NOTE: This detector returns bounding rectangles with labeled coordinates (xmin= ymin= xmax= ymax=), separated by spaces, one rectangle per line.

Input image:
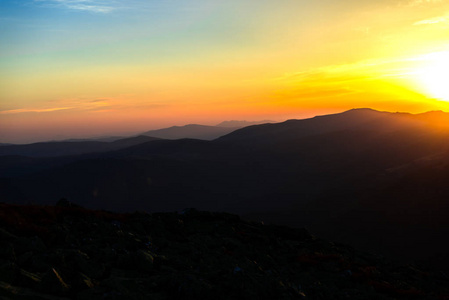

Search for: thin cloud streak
xmin=0 ymin=97 xmax=113 ymax=115
xmin=0 ymin=107 xmax=75 ymax=115
xmin=34 ymin=0 xmax=116 ymax=13
xmin=406 ymin=0 xmax=443 ymax=7
xmin=65 ymin=4 xmax=114 ymax=13
xmin=414 ymin=16 xmax=449 ymax=25
xmin=0 ymin=97 xmax=169 ymax=115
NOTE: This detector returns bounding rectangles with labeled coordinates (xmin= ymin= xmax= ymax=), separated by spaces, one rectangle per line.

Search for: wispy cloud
xmin=273 ymin=87 xmax=357 ymax=101
xmin=60 ymin=98 xmax=112 ymax=110
xmin=0 ymin=97 xmax=112 ymax=115
xmin=406 ymin=0 xmax=442 ymax=7
xmin=0 ymin=97 xmax=168 ymax=115
xmin=34 ymin=0 xmax=116 ymax=13
xmin=0 ymin=107 xmax=75 ymax=115
xmin=414 ymin=15 xmax=449 ymax=25
xmin=276 ymin=57 xmax=412 ymax=84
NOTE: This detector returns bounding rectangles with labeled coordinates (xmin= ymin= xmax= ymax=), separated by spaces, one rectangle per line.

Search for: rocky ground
xmin=0 ymin=202 xmax=448 ymax=300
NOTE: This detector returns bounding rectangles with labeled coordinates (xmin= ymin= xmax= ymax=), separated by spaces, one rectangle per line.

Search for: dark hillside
xmin=0 ymin=203 xmax=448 ymax=300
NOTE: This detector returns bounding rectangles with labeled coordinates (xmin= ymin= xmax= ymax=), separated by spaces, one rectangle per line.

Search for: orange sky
xmin=2 ymin=0 xmax=449 ymax=143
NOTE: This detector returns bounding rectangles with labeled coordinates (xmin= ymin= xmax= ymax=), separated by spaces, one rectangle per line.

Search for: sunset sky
xmin=2 ymin=0 xmax=449 ymax=143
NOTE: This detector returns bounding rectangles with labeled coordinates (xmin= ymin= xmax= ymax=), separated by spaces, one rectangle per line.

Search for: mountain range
xmin=141 ymin=120 xmax=275 ymax=140
xmin=0 ymin=120 xmax=272 ymax=158
xmin=1 ymin=108 xmax=449 ymax=270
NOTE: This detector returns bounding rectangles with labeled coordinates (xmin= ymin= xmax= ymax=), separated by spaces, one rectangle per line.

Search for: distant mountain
xmin=3 ymin=108 xmax=449 ymax=270
xmin=218 ymin=108 xmax=449 ymax=145
xmin=141 ymin=124 xmax=239 ymax=140
xmin=216 ymin=120 xmax=275 ymax=128
xmin=62 ymin=136 xmax=126 ymax=143
xmin=0 ymin=135 xmax=159 ymax=157
xmin=217 ymin=108 xmax=410 ymax=144
xmin=140 ymin=121 xmax=276 ymax=140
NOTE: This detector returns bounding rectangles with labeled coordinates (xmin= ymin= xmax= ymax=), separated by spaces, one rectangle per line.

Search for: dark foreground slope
xmin=1 ymin=203 xmax=448 ymax=300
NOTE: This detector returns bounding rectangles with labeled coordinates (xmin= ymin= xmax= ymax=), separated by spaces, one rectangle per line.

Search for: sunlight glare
xmin=415 ymin=51 xmax=449 ymax=101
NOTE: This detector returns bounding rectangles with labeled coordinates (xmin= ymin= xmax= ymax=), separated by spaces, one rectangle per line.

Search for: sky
xmin=1 ymin=0 xmax=449 ymax=143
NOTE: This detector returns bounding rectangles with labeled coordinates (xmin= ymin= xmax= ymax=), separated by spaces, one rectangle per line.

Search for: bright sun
xmin=415 ymin=51 xmax=449 ymax=101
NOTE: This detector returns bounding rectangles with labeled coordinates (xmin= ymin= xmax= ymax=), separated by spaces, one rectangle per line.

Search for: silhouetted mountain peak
xmin=418 ymin=110 xmax=445 ymax=115
xmin=346 ymin=107 xmax=382 ymax=113
xmin=217 ymin=108 xmax=399 ymax=144
xmin=328 ymin=107 xmax=393 ymax=118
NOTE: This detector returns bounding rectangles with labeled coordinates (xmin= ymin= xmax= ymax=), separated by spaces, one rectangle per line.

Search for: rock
xmin=0 ymin=280 xmax=70 ymax=300
xmin=0 ymin=260 xmax=19 ymax=283
xmin=17 ymin=252 xmax=33 ymax=267
xmin=0 ymin=241 xmax=16 ymax=261
xmin=55 ymin=198 xmax=82 ymax=209
xmin=0 ymin=228 xmax=17 ymax=242
xmin=40 ymin=268 xmax=70 ymax=295
xmin=135 ymin=250 xmax=154 ymax=273
xmin=58 ymin=249 xmax=104 ymax=279
xmin=13 ymin=237 xmax=46 ymax=255
xmin=18 ymin=268 xmax=42 ymax=287
xmin=101 ymin=276 xmax=152 ymax=300
xmin=30 ymin=253 xmax=53 ymax=273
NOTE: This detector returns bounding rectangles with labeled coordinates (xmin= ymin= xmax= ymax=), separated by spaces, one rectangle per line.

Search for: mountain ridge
xmin=2 ymin=108 xmax=449 ymax=270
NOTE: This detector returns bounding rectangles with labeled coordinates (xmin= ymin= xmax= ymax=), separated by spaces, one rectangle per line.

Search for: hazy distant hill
xmin=141 ymin=120 xmax=276 ymax=140
xmin=62 ymin=136 xmax=126 ymax=142
xmin=3 ymin=108 xmax=449 ymax=269
xmin=0 ymin=135 xmax=159 ymax=157
xmin=141 ymin=124 xmax=240 ymax=140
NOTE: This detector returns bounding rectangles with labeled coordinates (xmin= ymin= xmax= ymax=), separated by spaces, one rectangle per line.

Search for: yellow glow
xmin=414 ymin=51 xmax=449 ymax=101
xmin=4 ymin=0 xmax=449 ymax=143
